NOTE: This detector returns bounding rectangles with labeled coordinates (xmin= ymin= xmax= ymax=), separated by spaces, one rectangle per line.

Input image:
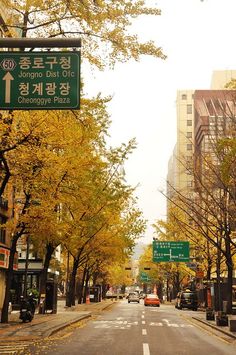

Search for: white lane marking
xmin=162 ymin=319 xmax=179 ymax=327
xmin=143 ymin=343 xmax=150 ymax=355
xmin=93 ymin=320 xmax=138 ymax=329
xmin=150 ymin=322 xmax=163 ymax=326
xmin=142 ymin=311 xmax=145 ymax=314
xmin=149 ymin=321 xmax=193 ymax=328
xmin=142 ymin=314 xmax=145 ymax=319
xmin=142 ymin=320 xmax=146 ymax=325
xmin=142 ymin=329 xmax=147 ymax=335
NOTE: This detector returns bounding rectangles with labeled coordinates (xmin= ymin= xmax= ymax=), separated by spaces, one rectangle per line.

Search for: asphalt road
xmin=29 ymin=300 xmax=236 ymax=355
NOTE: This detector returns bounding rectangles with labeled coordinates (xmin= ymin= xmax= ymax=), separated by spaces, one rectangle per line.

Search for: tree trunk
xmin=0 ymin=153 xmax=11 ymax=197
xmin=78 ymin=267 xmax=86 ymax=304
xmin=172 ymin=270 xmax=180 ymax=298
xmin=93 ymin=271 xmax=99 ymax=286
xmin=1 ymin=193 xmax=30 ymax=322
xmin=38 ymin=243 xmax=55 ymax=313
xmin=1 ymin=237 xmax=17 ymax=323
xmin=67 ymin=257 xmax=79 ymax=306
xmin=206 ymin=240 xmax=212 ymax=281
xmin=225 ymin=233 xmax=233 ymax=314
xmin=83 ymin=269 xmax=90 ymax=304
xmin=215 ymin=244 xmax=222 ymax=312
xmin=76 ymin=281 xmax=82 ymax=304
xmin=40 ymin=243 xmax=55 ymax=294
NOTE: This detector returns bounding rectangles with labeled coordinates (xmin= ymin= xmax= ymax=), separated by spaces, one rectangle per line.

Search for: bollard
xmin=206 ymin=308 xmax=215 ymax=321
xmin=86 ymin=295 xmax=90 ymax=305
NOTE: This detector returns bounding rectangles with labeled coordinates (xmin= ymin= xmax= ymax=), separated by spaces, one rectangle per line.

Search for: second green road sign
xmin=153 ymin=241 xmax=189 ymax=262
xmin=0 ymin=51 xmax=80 ymax=110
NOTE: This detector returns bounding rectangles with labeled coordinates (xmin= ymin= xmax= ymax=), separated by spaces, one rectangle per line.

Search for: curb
xmin=0 ymin=301 xmax=116 ymax=342
xmin=42 ymin=301 xmax=116 ymax=337
xmin=192 ymin=316 xmax=236 ymax=339
xmin=99 ymin=302 xmax=116 ymax=311
xmin=44 ymin=313 xmax=92 ymax=337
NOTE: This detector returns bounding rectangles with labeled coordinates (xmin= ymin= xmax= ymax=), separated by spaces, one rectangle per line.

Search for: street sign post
xmin=0 ymin=51 xmax=80 ymax=110
xmin=153 ymin=241 xmax=190 ymax=262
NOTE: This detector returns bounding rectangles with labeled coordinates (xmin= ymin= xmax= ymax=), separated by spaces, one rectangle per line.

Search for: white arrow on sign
xmin=3 ymin=72 xmax=14 ymax=103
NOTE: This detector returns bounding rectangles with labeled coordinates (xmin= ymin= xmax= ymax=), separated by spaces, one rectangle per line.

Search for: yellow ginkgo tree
xmin=1 ymin=0 xmax=166 ymax=322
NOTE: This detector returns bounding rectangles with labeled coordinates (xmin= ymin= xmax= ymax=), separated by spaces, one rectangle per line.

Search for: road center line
xmin=142 ymin=315 xmax=145 ymax=319
xmin=142 ymin=329 xmax=147 ymax=335
xmin=143 ymin=343 xmax=150 ymax=355
xmin=142 ymin=320 xmax=146 ymax=324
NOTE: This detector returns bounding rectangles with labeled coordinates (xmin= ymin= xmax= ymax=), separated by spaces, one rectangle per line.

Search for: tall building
xmin=175 ymin=90 xmax=195 ymax=194
xmin=194 ymin=89 xmax=236 ymax=165
xmin=211 ymin=70 xmax=236 ymax=89
xmin=167 ymin=71 xmax=236 ymax=200
xmin=166 ymin=90 xmax=195 ymax=228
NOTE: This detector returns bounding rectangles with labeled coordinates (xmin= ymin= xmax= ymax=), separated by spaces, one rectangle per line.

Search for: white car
xmin=127 ymin=292 xmax=140 ymax=303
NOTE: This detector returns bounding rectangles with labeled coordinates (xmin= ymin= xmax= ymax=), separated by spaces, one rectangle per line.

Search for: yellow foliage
xmin=7 ymin=0 xmax=166 ymax=69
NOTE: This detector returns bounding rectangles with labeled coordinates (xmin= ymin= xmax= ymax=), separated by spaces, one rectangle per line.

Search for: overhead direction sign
xmin=0 ymin=51 xmax=80 ymax=110
xmin=153 ymin=241 xmax=190 ymax=262
xmin=140 ymin=272 xmax=151 ymax=282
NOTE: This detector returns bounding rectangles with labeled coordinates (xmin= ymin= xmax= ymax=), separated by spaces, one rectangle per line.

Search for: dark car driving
xmin=175 ymin=290 xmax=198 ymax=311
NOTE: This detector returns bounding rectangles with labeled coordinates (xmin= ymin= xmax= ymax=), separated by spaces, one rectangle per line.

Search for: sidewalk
xmin=167 ymin=300 xmax=236 ymax=339
xmin=176 ymin=305 xmax=236 ymax=340
xmin=191 ymin=311 xmax=236 ymax=340
xmin=0 ymin=298 xmax=116 ymax=343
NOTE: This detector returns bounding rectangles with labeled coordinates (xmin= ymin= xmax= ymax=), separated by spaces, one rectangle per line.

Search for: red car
xmin=144 ymin=294 xmax=160 ymax=307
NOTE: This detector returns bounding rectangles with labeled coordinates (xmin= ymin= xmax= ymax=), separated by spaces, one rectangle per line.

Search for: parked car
xmin=144 ymin=294 xmax=160 ymax=307
xmin=175 ymin=290 xmax=198 ymax=311
xmin=128 ymin=292 xmax=140 ymax=303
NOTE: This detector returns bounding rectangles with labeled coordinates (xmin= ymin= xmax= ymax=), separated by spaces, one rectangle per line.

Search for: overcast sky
xmin=83 ymin=0 xmax=236 ymax=244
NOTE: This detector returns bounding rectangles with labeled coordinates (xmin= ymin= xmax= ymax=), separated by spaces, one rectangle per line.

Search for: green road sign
xmin=153 ymin=241 xmax=190 ymax=262
xmin=140 ymin=272 xmax=150 ymax=282
xmin=0 ymin=51 xmax=80 ymax=110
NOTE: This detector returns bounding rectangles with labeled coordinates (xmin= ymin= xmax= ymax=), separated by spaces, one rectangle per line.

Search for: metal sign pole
xmin=0 ymin=38 xmax=81 ymax=49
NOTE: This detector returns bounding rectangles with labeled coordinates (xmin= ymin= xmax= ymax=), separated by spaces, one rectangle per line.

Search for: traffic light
xmin=125 ymin=267 xmax=131 ymax=270
xmin=144 ymin=267 xmax=151 ymax=270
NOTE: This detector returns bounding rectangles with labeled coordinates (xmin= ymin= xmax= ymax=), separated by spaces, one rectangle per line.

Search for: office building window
xmin=182 ymin=94 xmax=187 ymax=100
xmin=186 ymin=168 xmax=193 ymax=175
xmin=187 ymin=104 xmax=192 ymax=114
xmin=187 ymin=144 xmax=192 ymax=150
xmin=187 ymin=120 xmax=192 ymax=126
xmin=186 ymin=132 xmax=192 ymax=138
